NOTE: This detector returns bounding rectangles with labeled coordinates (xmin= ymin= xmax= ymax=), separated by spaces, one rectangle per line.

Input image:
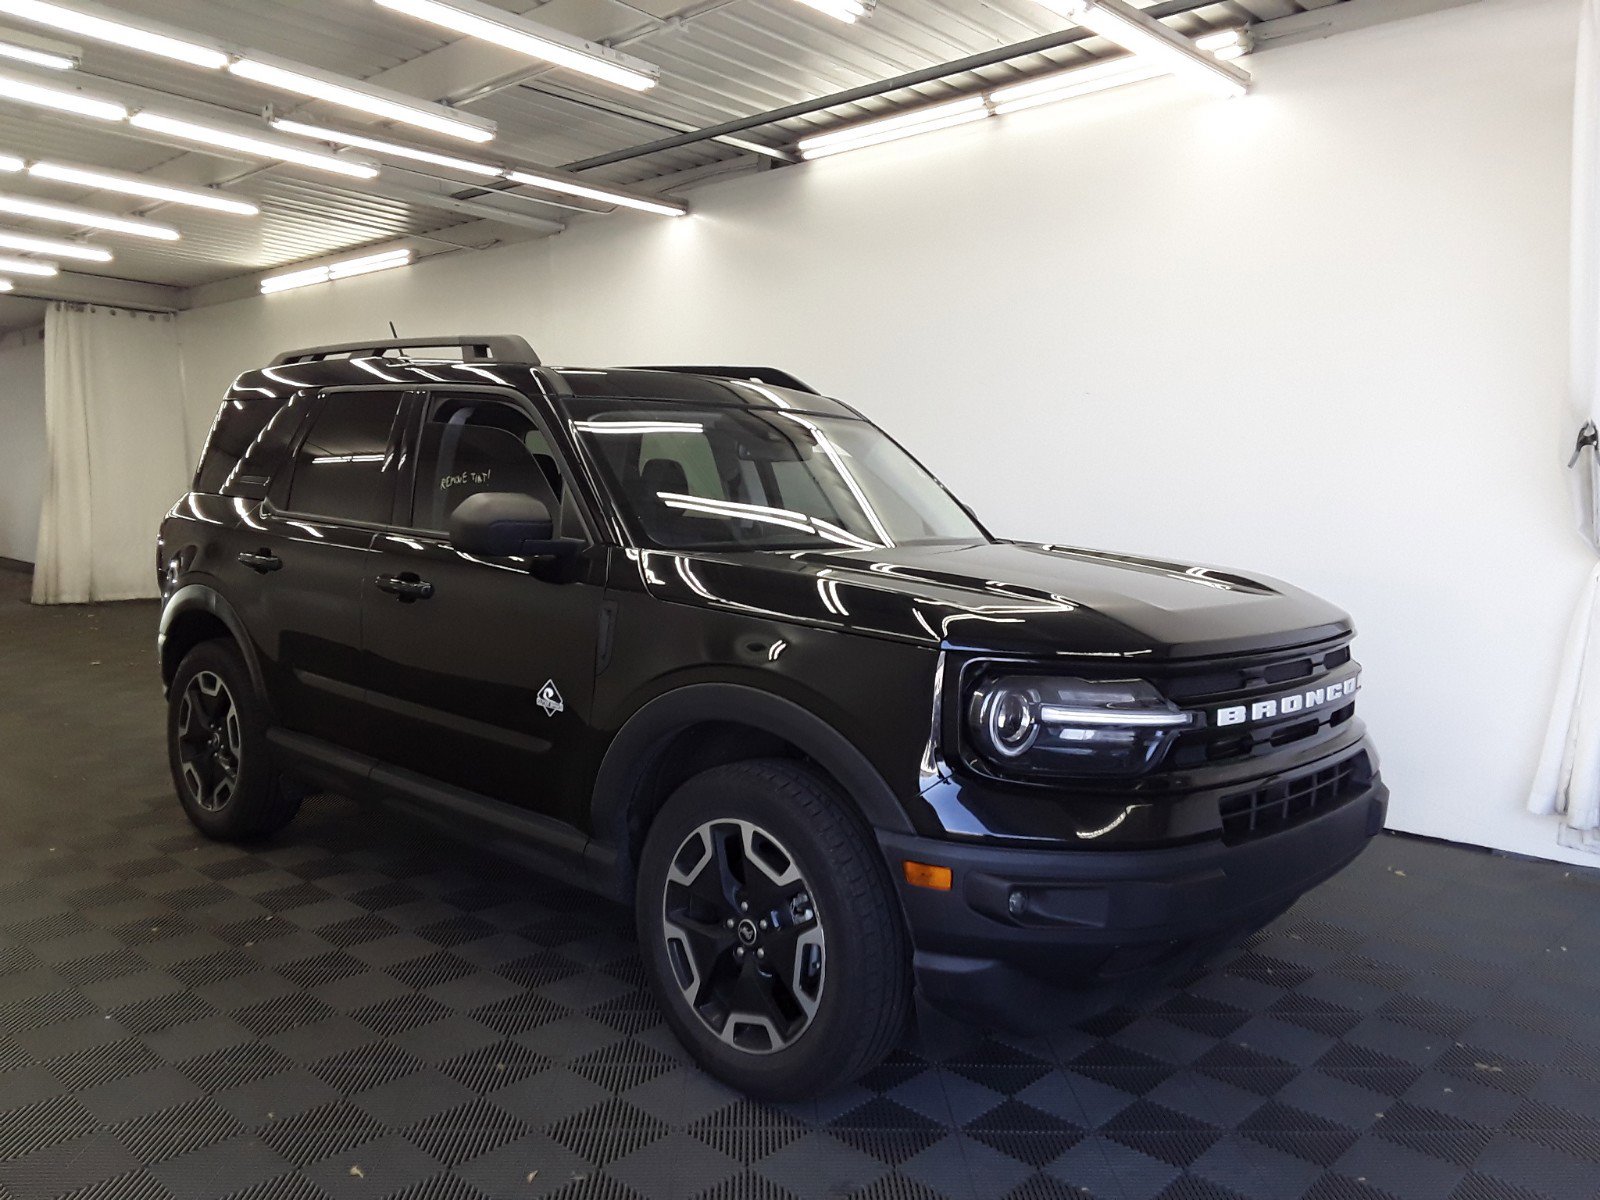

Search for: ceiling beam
xmin=557 ymin=21 xmax=1113 ymax=172
xmin=515 ymin=79 xmax=796 ymax=161
xmin=7 ymin=270 xmax=182 ymax=310
xmin=346 ymin=173 xmax=566 ymax=232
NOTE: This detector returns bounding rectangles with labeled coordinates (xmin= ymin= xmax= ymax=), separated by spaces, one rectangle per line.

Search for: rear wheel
xmin=167 ymin=640 xmax=303 ymax=840
xmin=637 ymin=759 xmax=911 ymax=1098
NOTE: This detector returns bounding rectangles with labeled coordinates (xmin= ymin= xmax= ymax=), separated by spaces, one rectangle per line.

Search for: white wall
xmin=176 ymin=0 xmax=1597 ymax=865
xmin=0 ymin=327 xmax=46 ymax=565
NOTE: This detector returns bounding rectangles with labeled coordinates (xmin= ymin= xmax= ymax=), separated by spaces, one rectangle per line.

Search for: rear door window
xmin=284 ymin=389 xmax=405 ymax=524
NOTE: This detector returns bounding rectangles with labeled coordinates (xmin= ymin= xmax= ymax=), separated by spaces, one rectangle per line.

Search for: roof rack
xmin=623 ymin=365 xmax=819 ymax=395
xmin=269 ymin=335 xmax=540 ymax=367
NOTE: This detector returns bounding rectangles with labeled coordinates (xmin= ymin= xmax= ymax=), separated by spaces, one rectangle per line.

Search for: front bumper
xmin=877 ymin=774 xmax=1388 ymax=1032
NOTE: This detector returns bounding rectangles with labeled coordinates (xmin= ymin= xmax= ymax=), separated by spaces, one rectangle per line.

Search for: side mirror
xmin=449 ymin=492 xmax=576 ymax=559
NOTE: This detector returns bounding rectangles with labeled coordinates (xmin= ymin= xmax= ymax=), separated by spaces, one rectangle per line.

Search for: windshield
xmin=567 ymin=401 xmax=987 ymax=552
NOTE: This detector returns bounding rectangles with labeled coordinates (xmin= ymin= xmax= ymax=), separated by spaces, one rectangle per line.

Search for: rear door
xmin=360 ymin=387 xmax=607 ymax=822
xmin=231 ymin=386 xmax=409 ymax=756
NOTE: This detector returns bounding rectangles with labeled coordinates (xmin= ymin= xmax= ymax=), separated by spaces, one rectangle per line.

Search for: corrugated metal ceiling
xmin=0 ymin=0 xmax=1352 ymax=295
xmin=492 ymin=0 xmax=1349 ymax=187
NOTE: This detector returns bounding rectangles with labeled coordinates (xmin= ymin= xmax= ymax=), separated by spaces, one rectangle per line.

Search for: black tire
xmin=636 ymin=758 xmax=911 ymax=1098
xmin=167 ymin=640 xmax=304 ymax=840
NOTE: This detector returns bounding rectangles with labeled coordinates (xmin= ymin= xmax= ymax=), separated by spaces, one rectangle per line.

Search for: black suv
xmin=158 ymin=335 xmax=1386 ymax=1098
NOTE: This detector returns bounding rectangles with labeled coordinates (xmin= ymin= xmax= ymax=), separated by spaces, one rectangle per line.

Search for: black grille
xmin=1160 ymin=638 xmax=1352 ymax=703
xmin=1218 ymin=753 xmax=1371 ymax=843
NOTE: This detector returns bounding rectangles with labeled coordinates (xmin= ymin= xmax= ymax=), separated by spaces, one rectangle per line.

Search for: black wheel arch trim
xmin=590 ymin=682 xmax=914 ymax=894
xmin=159 ymin=583 xmax=270 ymax=714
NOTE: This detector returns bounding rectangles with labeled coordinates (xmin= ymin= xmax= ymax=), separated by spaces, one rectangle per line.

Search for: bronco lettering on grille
xmin=1213 ymin=673 xmax=1360 ymax=728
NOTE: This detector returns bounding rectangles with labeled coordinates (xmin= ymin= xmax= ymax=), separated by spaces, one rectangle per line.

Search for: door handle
xmin=238 ymin=550 xmax=282 ymax=574
xmin=376 ymin=574 xmax=434 ymax=602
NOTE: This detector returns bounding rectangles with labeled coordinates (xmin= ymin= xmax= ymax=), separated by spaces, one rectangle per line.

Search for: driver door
xmin=360 ymin=389 xmax=605 ymax=824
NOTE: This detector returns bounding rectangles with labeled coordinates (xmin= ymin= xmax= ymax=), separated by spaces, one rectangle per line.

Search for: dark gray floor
xmin=3 ymin=568 xmax=1600 ymax=1200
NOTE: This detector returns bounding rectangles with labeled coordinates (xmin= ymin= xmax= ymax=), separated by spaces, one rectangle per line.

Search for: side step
xmin=266 ymin=728 xmax=622 ymax=900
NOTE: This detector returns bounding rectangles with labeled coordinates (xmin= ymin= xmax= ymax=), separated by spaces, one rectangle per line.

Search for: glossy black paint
xmin=878 ymin=776 xmax=1388 ymax=1031
xmin=629 ymin=540 xmax=1351 ymax=659
xmin=160 ymin=349 xmax=1385 ymax=1029
xmin=361 ymin=530 xmax=609 ymax=814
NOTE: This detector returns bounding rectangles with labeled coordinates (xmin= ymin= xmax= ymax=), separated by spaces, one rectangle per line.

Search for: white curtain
xmin=1529 ymin=0 xmax=1600 ymax=854
xmin=32 ymin=303 xmax=192 ymax=604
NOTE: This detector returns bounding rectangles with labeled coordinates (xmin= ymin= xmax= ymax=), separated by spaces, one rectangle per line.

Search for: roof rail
xmin=269 ymin=335 xmax=540 ymax=367
xmin=623 ymin=365 xmax=819 ymax=395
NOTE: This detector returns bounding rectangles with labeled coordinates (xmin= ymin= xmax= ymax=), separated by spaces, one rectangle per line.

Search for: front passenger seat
xmin=639 ymin=458 xmax=692 ymax=544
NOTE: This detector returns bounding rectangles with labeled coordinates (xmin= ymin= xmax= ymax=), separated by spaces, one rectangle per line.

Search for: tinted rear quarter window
xmin=195 ymin=397 xmax=292 ymax=495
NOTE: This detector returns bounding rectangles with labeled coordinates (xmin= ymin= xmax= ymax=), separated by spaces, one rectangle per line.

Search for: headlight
xmin=966 ymin=674 xmax=1193 ymax=778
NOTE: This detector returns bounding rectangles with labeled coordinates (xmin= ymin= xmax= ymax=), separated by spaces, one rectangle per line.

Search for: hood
xmin=637 ymin=540 xmax=1352 ymax=660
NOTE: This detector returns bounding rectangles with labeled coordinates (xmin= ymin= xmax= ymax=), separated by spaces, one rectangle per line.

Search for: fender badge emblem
xmin=537 ymin=680 xmax=565 ymax=717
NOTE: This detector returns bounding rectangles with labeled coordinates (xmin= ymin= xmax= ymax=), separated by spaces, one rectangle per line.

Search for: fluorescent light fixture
xmin=790 ymin=0 xmax=874 ymax=23
xmin=988 ymin=28 xmax=1247 ymax=114
xmin=503 ymin=170 xmax=686 ymax=217
xmin=0 ymin=192 xmax=178 ymax=239
xmin=329 ymin=247 xmax=411 ymax=278
xmin=989 ymin=56 xmax=1162 ymax=113
xmin=260 ymin=247 xmax=413 ymax=294
xmin=0 ymin=253 xmax=56 ymax=275
xmin=0 ymin=3 xmax=498 ymax=141
xmin=1202 ymin=28 xmax=1249 ymax=60
xmin=0 ymin=228 xmax=109 ymax=260
xmin=229 ymin=56 xmax=494 ymax=144
xmin=0 ymin=0 xmax=229 ymax=69
xmin=373 ymin=0 xmax=660 ymax=93
xmin=27 ymin=159 xmax=261 ymax=215
xmin=713 ymin=135 xmax=790 ymax=160
xmin=0 ymin=38 xmax=74 ymax=70
xmin=0 ymin=277 xmax=11 ymax=290
xmin=269 ymin=118 xmax=500 ymax=177
xmin=0 ymin=66 xmax=125 ymax=120
xmin=130 ymin=112 xmax=380 ymax=179
xmin=258 ymin=264 xmax=327 ymax=294
xmin=798 ymin=96 xmax=991 ymax=160
xmin=1034 ymin=0 xmax=1250 ymax=98
xmin=0 ymin=153 xmax=21 ymax=172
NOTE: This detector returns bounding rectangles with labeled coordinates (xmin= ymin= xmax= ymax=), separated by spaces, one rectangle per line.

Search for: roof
xmin=223 ymin=356 xmax=859 ymax=418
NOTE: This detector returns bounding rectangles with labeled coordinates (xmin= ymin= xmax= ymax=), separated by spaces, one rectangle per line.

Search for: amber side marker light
xmin=903 ymin=861 xmax=953 ymax=890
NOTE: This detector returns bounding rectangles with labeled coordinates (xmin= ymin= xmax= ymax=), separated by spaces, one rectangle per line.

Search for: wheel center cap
xmin=736 ymin=918 xmax=758 ymax=946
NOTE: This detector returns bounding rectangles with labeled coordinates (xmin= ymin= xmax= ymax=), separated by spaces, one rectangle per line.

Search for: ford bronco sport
xmin=158 ymin=335 xmax=1386 ymax=1098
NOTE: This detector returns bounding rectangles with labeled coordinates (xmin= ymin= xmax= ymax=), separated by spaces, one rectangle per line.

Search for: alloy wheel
xmin=175 ymin=671 xmax=242 ymax=812
xmin=661 ymin=819 xmax=826 ymax=1054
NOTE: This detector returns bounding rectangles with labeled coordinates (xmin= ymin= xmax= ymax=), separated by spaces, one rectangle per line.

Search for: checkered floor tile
xmin=2 ymin=570 xmax=1599 ymax=1200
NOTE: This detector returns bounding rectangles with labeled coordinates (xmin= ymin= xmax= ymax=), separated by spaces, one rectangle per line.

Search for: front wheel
xmin=167 ymin=640 xmax=303 ymax=840
xmin=636 ymin=759 xmax=911 ymax=1098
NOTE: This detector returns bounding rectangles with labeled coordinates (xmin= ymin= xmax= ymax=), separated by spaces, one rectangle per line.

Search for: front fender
xmin=589 ymin=681 xmax=916 ymax=890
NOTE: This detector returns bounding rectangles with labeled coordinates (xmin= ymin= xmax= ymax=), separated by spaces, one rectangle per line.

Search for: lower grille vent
xmin=1218 ymin=754 xmax=1370 ymax=843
